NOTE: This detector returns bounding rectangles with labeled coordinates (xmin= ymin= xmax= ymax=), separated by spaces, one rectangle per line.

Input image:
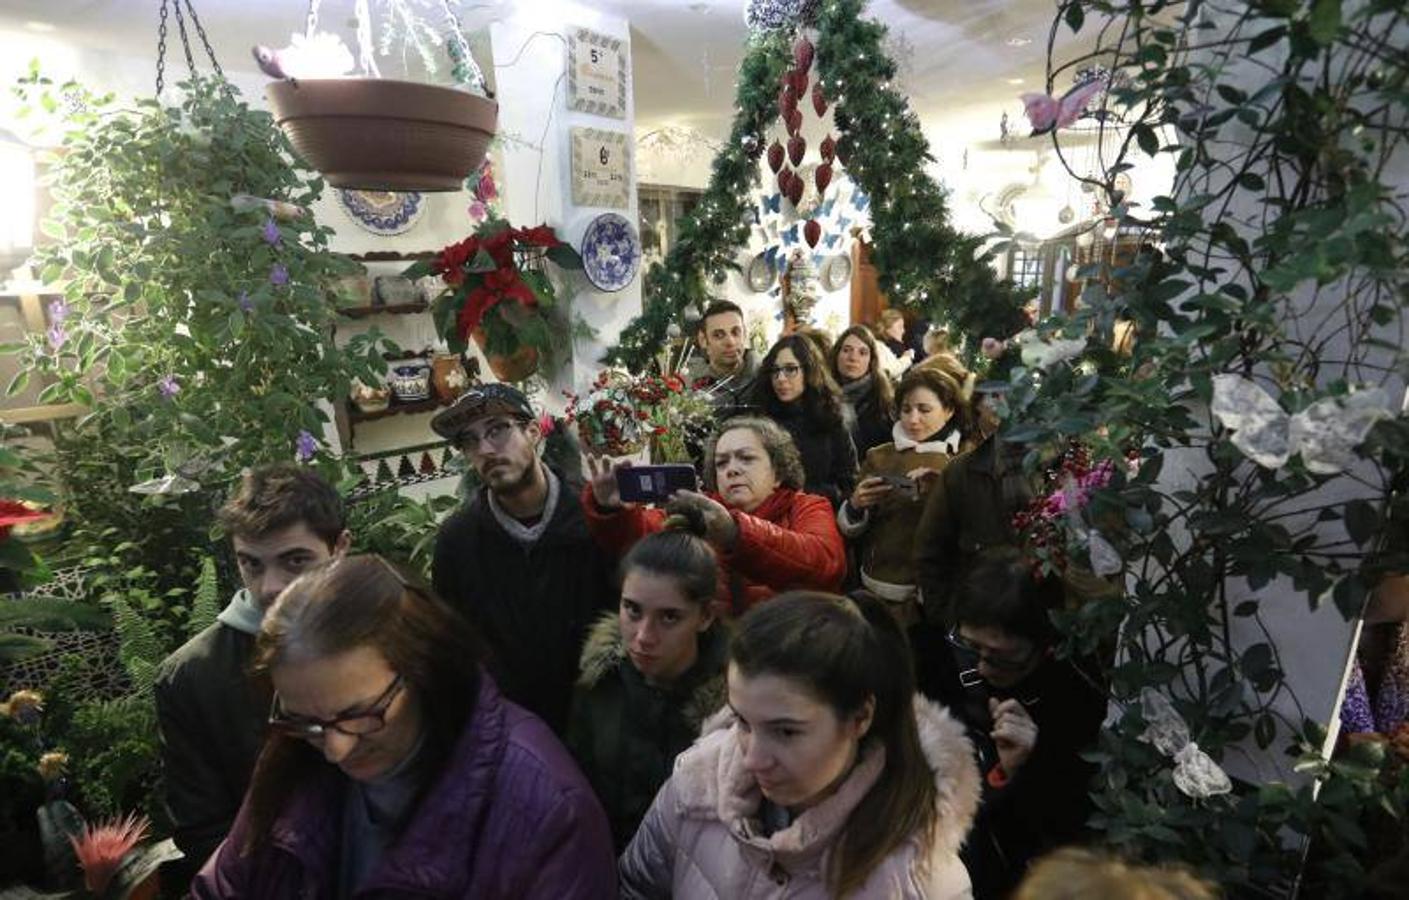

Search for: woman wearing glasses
xmin=940 ymin=549 xmax=1107 ymax=899
xmin=585 ymin=416 xmax=847 ymax=613
xmin=750 ymin=333 xmax=858 ymax=509
xmin=838 ymin=368 xmax=975 ymax=628
xmin=190 ymin=555 xmax=616 ymax=899
xmin=618 ymin=591 xmax=979 ymax=899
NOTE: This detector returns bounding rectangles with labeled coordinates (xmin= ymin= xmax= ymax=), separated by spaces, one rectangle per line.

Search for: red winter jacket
xmin=583 ymin=486 xmax=846 ymax=614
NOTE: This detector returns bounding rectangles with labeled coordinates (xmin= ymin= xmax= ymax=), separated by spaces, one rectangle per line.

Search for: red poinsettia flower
xmin=514 ymin=224 xmax=562 ymax=248
xmin=0 ymin=500 xmax=46 ymax=542
xmin=434 ymin=236 xmax=480 ymax=286
xmin=455 ymin=267 xmax=539 ymax=338
xmin=480 ymin=229 xmax=517 ymax=269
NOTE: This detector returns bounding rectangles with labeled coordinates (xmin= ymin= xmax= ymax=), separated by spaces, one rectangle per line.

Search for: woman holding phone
xmin=585 ymin=415 xmax=846 ymax=615
xmin=837 ymin=368 xmax=975 ymax=626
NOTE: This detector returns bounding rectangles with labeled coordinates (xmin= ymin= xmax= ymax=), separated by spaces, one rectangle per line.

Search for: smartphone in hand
xmin=616 ymin=464 xmax=699 ymax=504
xmin=877 ymin=474 xmax=919 ymax=500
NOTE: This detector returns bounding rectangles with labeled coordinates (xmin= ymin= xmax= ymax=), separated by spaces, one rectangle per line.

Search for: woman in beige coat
xmin=619 ymin=591 xmax=980 ymax=899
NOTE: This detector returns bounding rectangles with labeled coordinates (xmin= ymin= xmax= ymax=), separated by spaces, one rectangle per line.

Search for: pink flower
xmin=69 ymin=813 xmax=150 ymax=895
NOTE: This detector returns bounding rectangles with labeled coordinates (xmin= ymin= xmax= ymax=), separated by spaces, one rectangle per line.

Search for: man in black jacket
xmin=155 ymin=464 xmax=350 ymax=879
xmin=431 ymin=384 xmax=614 ymax=736
xmin=936 ymin=548 xmax=1108 ymax=899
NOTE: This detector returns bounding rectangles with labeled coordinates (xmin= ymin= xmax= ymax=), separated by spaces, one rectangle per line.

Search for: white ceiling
xmin=0 ymin=0 xmax=1066 ymax=135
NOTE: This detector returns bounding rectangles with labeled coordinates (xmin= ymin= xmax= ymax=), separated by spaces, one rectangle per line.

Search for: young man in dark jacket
xmin=937 ymin=548 xmax=1107 ymax=899
xmin=683 ymin=300 xmax=761 ymax=417
xmin=155 ymin=464 xmax=350 ymax=878
xmin=431 ymin=384 xmax=615 ymax=736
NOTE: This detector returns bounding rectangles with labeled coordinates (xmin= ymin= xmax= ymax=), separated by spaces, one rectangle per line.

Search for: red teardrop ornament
xmin=787 ymin=177 xmax=805 ymax=207
xmin=778 ymin=166 xmax=793 ymax=195
xmin=804 ymin=219 xmax=822 ymax=248
xmin=789 ymin=69 xmax=808 ymax=97
xmin=779 ymin=84 xmax=798 ymax=117
xmin=786 ymin=107 xmax=804 ymax=136
xmin=793 ymin=36 xmax=815 ymax=73
xmin=788 ymin=134 xmax=806 ymax=168
xmin=820 ymin=133 xmax=836 ymax=163
xmin=814 ymin=163 xmax=833 ymax=194
xmin=811 ymin=82 xmax=828 ymax=117
xmin=767 ymin=140 xmax=785 ymax=174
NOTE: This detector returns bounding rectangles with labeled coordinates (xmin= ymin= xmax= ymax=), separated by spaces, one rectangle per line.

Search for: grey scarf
xmin=841 ymin=373 xmax=874 ymax=406
xmin=487 ymin=462 xmax=560 ymax=545
xmin=215 ymin=588 xmax=263 ymax=635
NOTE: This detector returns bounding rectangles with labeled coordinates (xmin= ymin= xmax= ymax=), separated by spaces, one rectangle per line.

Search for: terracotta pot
xmin=472 ymin=328 xmax=539 ymax=382
xmin=266 ymin=79 xmax=498 ymax=192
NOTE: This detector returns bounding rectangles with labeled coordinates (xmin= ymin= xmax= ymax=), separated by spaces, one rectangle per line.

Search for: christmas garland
xmin=604 ymin=0 xmax=1030 ymax=371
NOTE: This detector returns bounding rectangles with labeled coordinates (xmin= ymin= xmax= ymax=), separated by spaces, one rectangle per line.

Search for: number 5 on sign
xmin=567 ymin=27 xmax=626 ymax=119
xmin=571 ymin=127 xmax=629 ymax=209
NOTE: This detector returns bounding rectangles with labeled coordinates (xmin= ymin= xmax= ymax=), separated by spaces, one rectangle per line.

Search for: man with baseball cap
xmin=430 ymin=383 xmax=614 ymax=735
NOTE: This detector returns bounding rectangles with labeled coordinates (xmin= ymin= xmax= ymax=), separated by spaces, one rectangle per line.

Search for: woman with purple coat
xmin=190 ymin=554 xmax=616 ymax=899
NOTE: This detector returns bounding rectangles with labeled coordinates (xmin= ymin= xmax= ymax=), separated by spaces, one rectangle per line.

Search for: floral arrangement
xmin=1011 ymin=442 xmax=1117 ymax=577
xmin=565 ymin=370 xmax=714 ymax=461
xmin=407 ymin=217 xmax=583 ymax=381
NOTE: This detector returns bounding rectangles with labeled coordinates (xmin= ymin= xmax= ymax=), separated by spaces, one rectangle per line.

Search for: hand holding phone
xmin=616 ymin=464 xmax=699 ymax=504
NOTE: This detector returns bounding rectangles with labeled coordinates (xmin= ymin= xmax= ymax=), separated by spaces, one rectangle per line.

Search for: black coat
xmin=770 ymin=403 xmax=858 ymax=510
xmin=155 ymin=621 xmax=270 ymax=878
xmin=844 ymin=390 xmax=895 ymax=459
xmin=936 ymin=655 xmax=1107 ymax=898
xmin=433 ymin=473 xmax=615 ymax=736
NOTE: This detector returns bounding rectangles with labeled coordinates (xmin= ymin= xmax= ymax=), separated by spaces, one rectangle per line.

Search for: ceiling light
xmin=1006 ymin=78 xmax=1024 ymax=85
xmin=1006 ymin=36 xmax=1033 ymax=47
xmin=24 ymin=21 xmax=56 ymax=32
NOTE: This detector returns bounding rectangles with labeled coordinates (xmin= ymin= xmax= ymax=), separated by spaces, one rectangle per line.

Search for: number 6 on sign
xmin=571 ymin=127 xmax=629 ymax=209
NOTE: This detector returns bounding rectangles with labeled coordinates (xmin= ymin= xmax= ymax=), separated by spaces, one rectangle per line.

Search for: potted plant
xmin=565 ymin=370 xmax=714 ymax=461
xmin=408 ymin=218 xmax=584 ymax=382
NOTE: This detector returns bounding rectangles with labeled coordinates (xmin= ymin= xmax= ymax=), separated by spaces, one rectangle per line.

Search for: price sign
xmin=567 ymin=27 xmax=627 ymax=119
xmin=570 ymin=128 xmax=629 ymax=209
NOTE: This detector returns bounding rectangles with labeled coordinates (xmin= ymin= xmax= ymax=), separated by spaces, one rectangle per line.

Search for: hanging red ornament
xmin=787 ymin=134 xmax=807 ymax=167
xmin=786 ymin=107 xmax=804 ymax=136
xmin=788 ymin=69 xmax=808 ymax=97
xmin=811 ymin=82 xmax=828 ymax=117
xmin=804 ymin=219 xmax=822 ymax=248
xmin=820 ymin=133 xmax=837 ymax=163
xmin=779 ymin=84 xmax=798 ymax=117
xmin=767 ymin=140 xmax=785 ymax=174
xmin=815 ymin=162 xmax=833 ymax=194
xmin=793 ymin=36 xmax=815 ymax=72
xmin=778 ymin=166 xmax=793 ymax=195
xmin=787 ymin=176 xmax=805 ymax=207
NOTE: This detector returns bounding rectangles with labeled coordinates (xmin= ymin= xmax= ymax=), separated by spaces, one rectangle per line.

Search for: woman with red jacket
xmin=585 ymin=416 xmax=846 ymax=615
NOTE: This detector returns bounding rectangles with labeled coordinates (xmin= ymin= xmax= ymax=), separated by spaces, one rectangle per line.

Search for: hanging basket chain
xmin=155 ymin=0 xmax=170 ymax=96
xmin=440 ymin=0 xmax=487 ymax=95
xmin=154 ymin=0 xmax=230 ymax=96
xmin=171 ymin=1 xmax=197 ymax=77
xmin=304 ymin=0 xmax=321 ymax=39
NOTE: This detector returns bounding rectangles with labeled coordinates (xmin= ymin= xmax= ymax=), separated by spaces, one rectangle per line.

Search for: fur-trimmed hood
xmin=681 ymin=695 xmax=980 ymax=864
xmin=576 ymin=611 xmax=729 ymax=731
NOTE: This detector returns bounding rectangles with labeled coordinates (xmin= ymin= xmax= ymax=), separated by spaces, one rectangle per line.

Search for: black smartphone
xmin=877 ymin=474 xmax=919 ymax=499
xmin=616 ymin=464 xmax=699 ymax=504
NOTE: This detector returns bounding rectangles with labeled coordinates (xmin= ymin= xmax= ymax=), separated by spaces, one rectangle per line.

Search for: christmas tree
xmin=604 ymin=0 xmax=1030 ymax=370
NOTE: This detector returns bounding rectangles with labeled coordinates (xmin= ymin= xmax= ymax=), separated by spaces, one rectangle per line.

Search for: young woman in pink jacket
xmin=619 ymin=590 xmax=980 ymax=898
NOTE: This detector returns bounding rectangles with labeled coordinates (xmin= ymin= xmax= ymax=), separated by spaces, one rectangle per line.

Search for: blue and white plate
xmin=337 ymin=189 xmax=426 ymax=236
xmin=580 ymin=213 xmax=641 ymax=292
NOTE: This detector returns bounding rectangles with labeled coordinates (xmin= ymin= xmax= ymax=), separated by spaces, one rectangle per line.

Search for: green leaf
xmin=546 ymin=243 xmax=584 ymax=270
xmin=1064 ymin=3 xmax=1085 ymax=33
xmin=1133 ymin=124 xmax=1159 ymax=156
xmin=1343 ymin=499 xmax=1379 ymax=546
xmin=1308 ymin=0 xmax=1341 ymax=45
xmin=229 ymin=309 xmax=245 ymax=339
xmin=6 ymin=369 xmax=31 ymax=397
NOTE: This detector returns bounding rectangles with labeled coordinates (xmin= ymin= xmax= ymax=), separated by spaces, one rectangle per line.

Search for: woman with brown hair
xmin=585 ymin=415 xmax=846 ymax=614
xmin=838 ymin=367 xmax=976 ymax=626
xmin=618 ymin=590 xmax=980 ymax=898
xmin=750 ymin=333 xmax=858 ymax=508
xmin=191 ymin=555 xmax=615 ymax=899
xmin=829 ymin=324 xmax=897 ymax=457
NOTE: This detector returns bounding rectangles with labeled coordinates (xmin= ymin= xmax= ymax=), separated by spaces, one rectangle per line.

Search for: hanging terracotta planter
xmin=473 ymin=328 xmax=540 ymax=382
xmin=267 ymin=78 xmax=498 ymax=191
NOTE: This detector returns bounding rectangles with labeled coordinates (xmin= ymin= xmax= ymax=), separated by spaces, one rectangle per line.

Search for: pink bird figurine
xmin=1020 ymin=76 xmax=1106 ymax=135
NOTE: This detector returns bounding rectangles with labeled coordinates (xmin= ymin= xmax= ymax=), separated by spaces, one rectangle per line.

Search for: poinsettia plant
xmin=405 ymin=217 xmax=584 ymax=379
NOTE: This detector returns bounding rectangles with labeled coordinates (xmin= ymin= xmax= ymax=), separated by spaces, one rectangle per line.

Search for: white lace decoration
xmin=1210 ymin=375 xmax=1390 ymax=474
xmin=1138 ymin=688 xmax=1232 ymax=799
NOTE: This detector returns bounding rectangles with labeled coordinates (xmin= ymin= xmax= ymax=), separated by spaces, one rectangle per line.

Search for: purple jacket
xmin=190 ymin=675 xmax=616 ymax=899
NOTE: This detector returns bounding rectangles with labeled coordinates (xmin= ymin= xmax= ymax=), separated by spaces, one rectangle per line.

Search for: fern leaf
xmin=107 ymin=594 xmax=165 ymax=693
xmin=188 ymin=556 xmax=220 ymax=635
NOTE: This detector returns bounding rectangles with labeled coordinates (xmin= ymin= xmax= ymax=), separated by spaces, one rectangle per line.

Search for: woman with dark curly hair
xmin=751 ymin=333 xmax=858 ymax=509
xmin=584 ymin=416 xmax=846 ymax=615
xmin=830 ymin=325 xmax=897 ymax=458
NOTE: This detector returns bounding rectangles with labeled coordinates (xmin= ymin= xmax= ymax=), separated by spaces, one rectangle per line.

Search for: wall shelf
xmin=346 ymin=250 xmax=436 ymax=263
xmin=346 ymin=394 xmax=453 ymax=424
xmin=337 ymin=301 xmax=429 ymax=319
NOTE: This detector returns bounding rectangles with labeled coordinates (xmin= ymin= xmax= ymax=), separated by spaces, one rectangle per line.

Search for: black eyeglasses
xmin=946 ymin=628 xmax=1041 ymax=672
xmin=269 ymin=673 xmax=404 ymax=740
xmin=768 ymin=363 xmax=803 ymax=380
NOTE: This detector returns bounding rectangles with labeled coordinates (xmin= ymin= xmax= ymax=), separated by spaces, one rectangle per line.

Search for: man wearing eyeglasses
xmin=430 ymin=383 xmax=614 ymax=736
xmin=937 ymin=548 xmax=1107 ymax=898
xmin=155 ymin=464 xmax=351 ymax=880
xmin=683 ymin=300 xmax=761 ymax=416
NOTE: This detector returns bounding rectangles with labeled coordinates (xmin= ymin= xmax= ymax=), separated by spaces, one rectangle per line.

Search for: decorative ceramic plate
xmin=580 ymin=212 xmax=642 ymax=292
xmin=747 ymin=252 xmax=775 ymax=292
xmin=337 ymin=189 xmax=426 ymax=236
xmin=822 ymin=253 xmax=852 ymax=292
